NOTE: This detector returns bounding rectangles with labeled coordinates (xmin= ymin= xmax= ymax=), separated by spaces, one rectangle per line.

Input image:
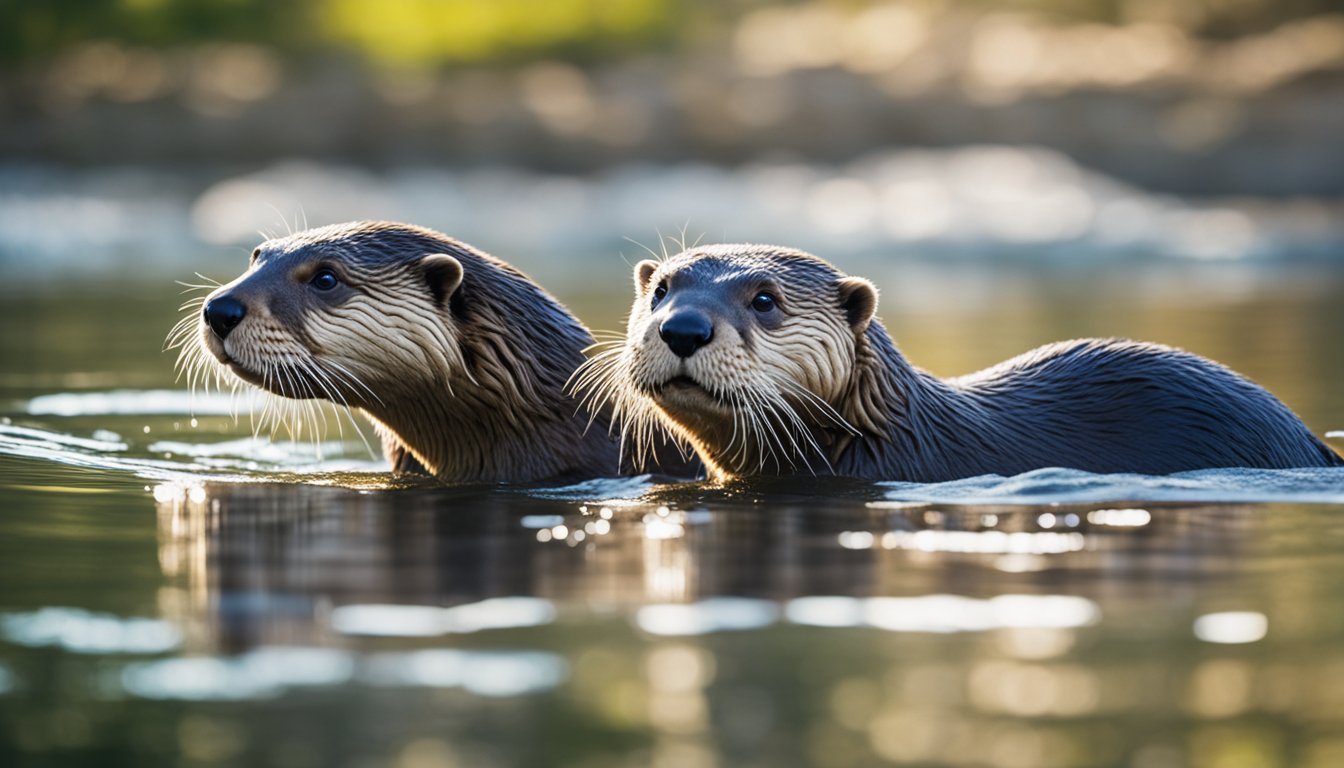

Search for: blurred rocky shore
xmin=3 ymin=2 xmax=1344 ymax=288
xmin=3 ymin=6 xmax=1343 ymax=197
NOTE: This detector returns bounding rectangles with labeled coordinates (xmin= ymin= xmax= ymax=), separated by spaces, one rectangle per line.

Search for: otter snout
xmin=659 ymin=310 xmax=714 ymax=358
xmin=203 ymin=296 xmax=247 ymax=340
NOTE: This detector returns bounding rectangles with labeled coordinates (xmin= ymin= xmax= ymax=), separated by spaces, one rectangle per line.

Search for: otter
xmin=580 ymin=244 xmax=1343 ymax=481
xmin=172 ymin=221 xmax=692 ymax=484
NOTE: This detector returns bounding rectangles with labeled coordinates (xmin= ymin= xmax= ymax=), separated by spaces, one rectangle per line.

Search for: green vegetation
xmin=1 ymin=0 xmax=679 ymax=66
xmin=321 ymin=0 xmax=677 ymax=66
xmin=1 ymin=0 xmax=307 ymax=63
xmin=4 ymin=0 xmax=1340 ymax=68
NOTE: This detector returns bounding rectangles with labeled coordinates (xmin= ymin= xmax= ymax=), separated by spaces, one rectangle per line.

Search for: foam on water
xmin=880 ymin=466 xmax=1344 ymax=505
xmin=0 ymin=422 xmax=384 ymax=485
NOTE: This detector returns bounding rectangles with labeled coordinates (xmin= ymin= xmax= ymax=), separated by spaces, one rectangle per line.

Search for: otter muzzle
xmin=659 ymin=310 xmax=714 ymax=358
xmin=204 ymin=296 xmax=247 ymax=340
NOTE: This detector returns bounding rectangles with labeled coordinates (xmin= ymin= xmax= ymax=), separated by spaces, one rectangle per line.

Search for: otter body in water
xmin=583 ymin=244 xmax=1343 ymax=481
xmin=178 ymin=221 xmax=690 ymax=483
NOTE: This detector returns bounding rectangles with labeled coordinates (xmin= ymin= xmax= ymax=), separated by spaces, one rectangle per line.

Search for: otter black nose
xmin=659 ymin=311 xmax=714 ymax=358
xmin=204 ymin=297 xmax=247 ymax=340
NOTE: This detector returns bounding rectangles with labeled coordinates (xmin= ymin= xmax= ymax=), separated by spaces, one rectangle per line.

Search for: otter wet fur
xmin=171 ymin=221 xmax=691 ymax=484
xmin=578 ymin=244 xmax=1344 ymax=482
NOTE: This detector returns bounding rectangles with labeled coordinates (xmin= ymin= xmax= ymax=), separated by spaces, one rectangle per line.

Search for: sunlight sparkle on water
xmin=120 ymin=646 xmax=568 ymax=701
xmin=0 ymin=608 xmax=182 ymax=654
xmin=1087 ymin=508 xmax=1152 ymax=527
xmin=25 ymin=391 xmax=246 ymax=417
xmin=152 ymin=482 xmax=208 ymax=505
xmin=643 ymin=507 xmax=686 ymax=540
xmin=122 ymin=648 xmax=354 ymax=701
xmin=842 ymin=529 xmax=1087 ymax=554
xmin=519 ymin=515 xmax=565 ymax=529
xmin=330 ymin=598 xmax=556 ymax=637
xmin=861 ymin=595 xmax=1096 ymax=633
xmin=645 ymin=595 xmax=1100 ymax=635
xmin=364 ymin=650 xmax=567 ymax=697
xmin=636 ymin=599 xmax=780 ymax=636
xmin=1193 ymin=611 xmax=1268 ymax=644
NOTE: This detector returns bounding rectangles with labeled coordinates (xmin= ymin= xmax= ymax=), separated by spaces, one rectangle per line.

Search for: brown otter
xmin=171 ymin=221 xmax=693 ymax=484
xmin=580 ymin=244 xmax=1344 ymax=481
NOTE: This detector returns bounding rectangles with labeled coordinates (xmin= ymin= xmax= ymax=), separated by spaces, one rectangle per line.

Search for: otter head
xmin=195 ymin=221 xmax=468 ymax=411
xmin=181 ymin=220 xmax=614 ymax=482
xmin=614 ymin=244 xmax=879 ymax=478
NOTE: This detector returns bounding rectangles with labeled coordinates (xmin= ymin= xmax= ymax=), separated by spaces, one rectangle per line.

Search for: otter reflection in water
xmin=169 ymin=221 xmax=692 ymax=484
xmin=152 ymin=479 xmax=1224 ymax=652
xmin=579 ymin=244 xmax=1343 ymax=481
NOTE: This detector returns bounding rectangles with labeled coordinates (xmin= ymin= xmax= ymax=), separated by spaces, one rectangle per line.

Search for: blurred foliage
xmin=1 ymin=0 xmax=680 ymax=67
xmin=0 ymin=0 xmax=310 ymax=63
xmin=3 ymin=0 xmax=1343 ymax=68
xmin=969 ymin=0 xmax=1344 ymax=38
xmin=321 ymin=0 xmax=678 ymax=66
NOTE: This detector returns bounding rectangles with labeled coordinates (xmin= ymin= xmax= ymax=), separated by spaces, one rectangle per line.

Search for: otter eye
xmin=651 ymin=282 xmax=668 ymax=308
xmin=250 ymin=247 xmax=261 ymax=264
xmin=310 ymin=269 xmax=340 ymax=291
xmin=750 ymin=291 xmax=777 ymax=313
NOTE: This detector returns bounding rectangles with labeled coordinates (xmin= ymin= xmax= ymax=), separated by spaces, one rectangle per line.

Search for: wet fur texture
xmin=182 ymin=221 xmax=687 ymax=483
xmin=590 ymin=244 xmax=1343 ymax=481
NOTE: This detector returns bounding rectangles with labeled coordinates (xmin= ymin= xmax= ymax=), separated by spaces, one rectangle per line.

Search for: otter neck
xmin=366 ymin=385 xmax=615 ymax=484
xmin=833 ymin=324 xmax=1005 ymax=482
xmin=665 ymin=398 xmax=853 ymax=481
xmin=368 ymin=299 xmax=621 ymax=484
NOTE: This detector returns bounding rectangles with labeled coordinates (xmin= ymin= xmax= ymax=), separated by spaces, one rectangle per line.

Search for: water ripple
xmin=880 ymin=466 xmax=1344 ymax=505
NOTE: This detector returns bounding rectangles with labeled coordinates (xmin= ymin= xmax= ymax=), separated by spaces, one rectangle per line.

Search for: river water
xmin=2 ymin=259 xmax=1343 ymax=767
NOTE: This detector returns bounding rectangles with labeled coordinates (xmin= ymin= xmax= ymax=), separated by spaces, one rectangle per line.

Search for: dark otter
xmin=581 ymin=244 xmax=1343 ymax=481
xmin=171 ymin=221 xmax=692 ymax=484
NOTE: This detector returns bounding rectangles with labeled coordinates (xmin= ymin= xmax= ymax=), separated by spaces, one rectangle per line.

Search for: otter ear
xmin=421 ymin=253 xmax=464 ymax=308
xmin=634 ymin=260 xmax=658 ymax=294
xmin=837 ymin=276 xmax=878 ymax=333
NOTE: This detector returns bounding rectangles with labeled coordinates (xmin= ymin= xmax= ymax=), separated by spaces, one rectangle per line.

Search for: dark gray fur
xmin=847 ymin=333 xmax=1343 ymax=481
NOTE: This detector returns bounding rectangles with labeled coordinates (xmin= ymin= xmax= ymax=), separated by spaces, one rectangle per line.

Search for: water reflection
xmin=0 ymin=473 xmax=1334 ymax=766
xmin=150 ymin=478 xmax=1273 ymax=653
xmin=119 ymin=647 xmax=566 ymax=701
xmin=0 ymin=608 xmax=181 ymax=654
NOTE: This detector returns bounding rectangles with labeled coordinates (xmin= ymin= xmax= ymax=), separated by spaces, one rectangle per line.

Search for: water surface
xmin=1 ymin=276 xmax=1343 ymax=768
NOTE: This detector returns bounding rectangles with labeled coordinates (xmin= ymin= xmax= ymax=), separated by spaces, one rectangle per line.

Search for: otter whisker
xmin=567 ymin=349 xmax=626 ymax=407
xmin=300 ymin=356 xmax=378 ymax=459
xmin=622 ymin=236 xmax=665 ymax=265
xmin=756 ymin=390 xmax=803 ymax=473
xmin=567 ymin=348 xmax=633 ymax=434
xmin=777 ymin=378 xmax=860 ymax=437
xmin=282 ymin=357 xmax=327 ymax=458
xmin=747 ymin=395 xmax=784 ymax=474
xmin=732 ymin=389 xmax=773 ymax=473
xmin=769 ymin=388 xmax=830 ymax=475
xmin=585 ymin=331 xmax=627 ymax=344
xmin=320 ymin=359 xmax=386 ymax=409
